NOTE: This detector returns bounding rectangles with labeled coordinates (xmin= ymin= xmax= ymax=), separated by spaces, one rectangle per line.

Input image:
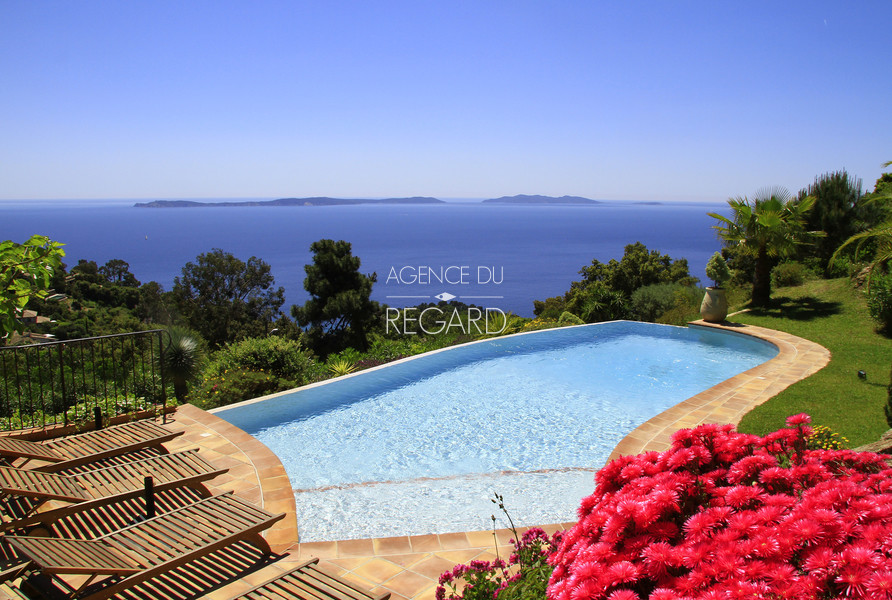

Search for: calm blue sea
xmin=0 ymin=200 xmax=729 ymax=317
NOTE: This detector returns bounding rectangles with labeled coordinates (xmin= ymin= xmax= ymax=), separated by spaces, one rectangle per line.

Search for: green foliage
xmin=291 ymin=239 xmax=379 ymax=357
xmin=163 ymin=326 xmax=207 ymax=403
xmin=578 ymin=241 xmax=698 ymax=296
xmin=0 ymin=235 xmax=66 ymax=338
xmin=192 ymin=368 xmax=286 ymax=409
xmin=709 ymin=187 xmax=816 ymax=307
xmin=771 ymin=261 xmax=811 ymax=288
xmin=557 ymin=311 xmax=584 ymax=326
xmin=866 ymin=272 xmax=892 ymax=333
xmin=655 ymin=285 xmax=709 ymax=326
xmin=326 ymin=357 xmax=357 ymax=377
xmin=806 ymin=424 xmax=850 ymax=450
xmin=532 ymin=296 xmax=567 ymax=320
xmin=99 ymin=258 xmax=140 ymax=287
xmin=1 ymin=394 xmax=157 ymax=432
xmin=796 ymin=170 xmax=864 ymax=272
xmin=629 ymin=283 xmax=694 ymax=322
xmin=204 ymin=335 xmax=317 ymax=385
xmin=173 ymin=249 xmax=286 ymax=348
xmin=705 ymin=252 xmax=730 ymax=287
xmin=887 ymin=364 xmax=892 ymax=429
xmin=567 ymin=282 xmax=629 ymax=323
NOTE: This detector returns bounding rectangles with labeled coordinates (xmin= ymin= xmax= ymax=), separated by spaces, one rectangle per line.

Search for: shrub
xmin=558 ymin=311 xmax=585 ymax=326
xmin=867 ymin=272 xmax=892 ymax=333
xmin=705 ymin=252 xmax=730 ymax=288
xmin=807 ymin=424 xmax=850 ymax=450
xmin=630 ymin=283 xmax=688 ymax=323
xmin=548 ymin=415 xmax=892 ymax=600
xmin=192 ymin=368 xmax=287 ymax=409
xmin=326 ymin=357 xmax=357 ymax=377
xmin=204 ymin=336 xmax=316 ymax=384
xmin=771 ymin=261 xmax=810 ymax=288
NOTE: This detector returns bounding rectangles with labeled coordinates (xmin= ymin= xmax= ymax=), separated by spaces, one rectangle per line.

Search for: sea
xmin=0 ymin=199 xmax=729 ymax=318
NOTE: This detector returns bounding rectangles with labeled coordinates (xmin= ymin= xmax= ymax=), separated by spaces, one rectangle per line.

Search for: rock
xmin=854 ymin=429 xmax=892 ymax=454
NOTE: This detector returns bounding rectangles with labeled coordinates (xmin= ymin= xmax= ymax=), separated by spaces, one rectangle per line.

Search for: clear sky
xmin=1 ymin=1 xmax=890 ymax=202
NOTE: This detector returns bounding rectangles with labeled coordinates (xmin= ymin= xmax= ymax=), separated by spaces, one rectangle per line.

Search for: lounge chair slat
xmin=11 ymin=492 xmax=284 ymax=600
xmin=0 ymin=437 xmax=64 ymax=463
xmin=0 ymin=449 xmax=227 ymax=533
xmin=8 ymin=537 xmax=141 ymax=575
xmin=39 ymin=420 xmax=182 ymax=468
xmin=234 ymin=558 xmax=390 ymax=600
xmin=0 ymin=467 xmax=91 ymax=502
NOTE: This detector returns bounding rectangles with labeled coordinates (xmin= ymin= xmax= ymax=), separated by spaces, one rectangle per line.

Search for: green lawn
xmin=732 ymin=278 xmax=891 ymax=447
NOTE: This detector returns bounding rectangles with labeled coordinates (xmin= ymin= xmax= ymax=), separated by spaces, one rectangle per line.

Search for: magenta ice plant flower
xmin=548 ymin=416 xmax=892 ymax=600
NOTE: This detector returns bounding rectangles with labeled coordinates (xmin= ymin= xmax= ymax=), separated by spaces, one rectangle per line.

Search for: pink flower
xmin=786 ymin=413 xmax=811 ymax=427
xmin=837 ymin=566 xmax=871 ymax=597
xmin=866 ymin=570 xmax=892 ymax=599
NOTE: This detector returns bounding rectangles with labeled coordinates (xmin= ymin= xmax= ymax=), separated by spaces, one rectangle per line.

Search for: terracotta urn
xmin=700 ymin=287 xmax=728 ymax=323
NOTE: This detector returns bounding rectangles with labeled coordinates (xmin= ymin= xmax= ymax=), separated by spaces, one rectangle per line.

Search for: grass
xmin=733 ymin=277 xmax=891 ymax=447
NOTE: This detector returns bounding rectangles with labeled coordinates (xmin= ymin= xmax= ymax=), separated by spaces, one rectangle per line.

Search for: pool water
xmin=216 ymin=321 xmax=777 ymax=541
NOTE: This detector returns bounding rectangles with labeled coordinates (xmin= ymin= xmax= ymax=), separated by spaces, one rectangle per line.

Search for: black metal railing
xmin=0 ymin=330 xmax=168 ymax=432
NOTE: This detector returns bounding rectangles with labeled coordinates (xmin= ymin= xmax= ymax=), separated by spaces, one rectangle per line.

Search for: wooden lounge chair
xmin=0 ymin=420 xmax=182 ymax=471
xmin=0 ymin=449 xmax=228 ymax=533
xmin=8 ymin=492 xmax=285 ymax=600
xmin=231 ymin=558 xmax=391 ymax=600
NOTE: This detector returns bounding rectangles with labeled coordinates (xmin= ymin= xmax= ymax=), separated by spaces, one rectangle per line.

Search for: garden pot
xmin=700 ymin=287 xmax=728 ymax=323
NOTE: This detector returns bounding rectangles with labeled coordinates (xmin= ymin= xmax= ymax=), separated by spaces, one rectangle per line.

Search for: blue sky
xmin=1 ymin=1 xmax=889 ymax=202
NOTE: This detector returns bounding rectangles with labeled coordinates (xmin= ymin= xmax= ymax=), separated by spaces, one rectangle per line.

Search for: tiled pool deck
xmin=158 ymin=320 xmax=831 ymax=600
xmin=1 ymin=320 xmax=830 ymax=599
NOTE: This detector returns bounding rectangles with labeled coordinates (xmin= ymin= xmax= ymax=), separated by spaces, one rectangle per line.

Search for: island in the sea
xmin=482 ymin=195 xmax=600 ymax=204
xmin=134 ymin=197 xmax=445 ymax=208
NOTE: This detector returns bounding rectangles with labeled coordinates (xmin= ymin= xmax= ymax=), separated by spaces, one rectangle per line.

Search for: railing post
xmin=58 ymin=344 xmax=68 ymax=428
xmin=94 ymin=407 xmax=103 ymax=431
xmin=144 ymin=476 xmax=155 ymax=519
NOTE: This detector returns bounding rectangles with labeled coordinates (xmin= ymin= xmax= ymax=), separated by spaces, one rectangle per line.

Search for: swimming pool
xmin=215 ymin=321 xmax=778 ymax=541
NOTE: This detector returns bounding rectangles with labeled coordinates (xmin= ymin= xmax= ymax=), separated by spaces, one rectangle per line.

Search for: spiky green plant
xmin=326 ymin=357 xmax=357 ymax=377
xmin=163 ymin=326 xmax=206 ymax=403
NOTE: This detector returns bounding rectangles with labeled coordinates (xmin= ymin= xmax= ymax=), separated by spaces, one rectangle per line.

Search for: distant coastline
xmin=133 ymin=194 xmax=612 ymax=208
xmin=482 ymin=195 xmax=600 ymax=205
xmin=134 ymin=197 xmax=444 ymax=208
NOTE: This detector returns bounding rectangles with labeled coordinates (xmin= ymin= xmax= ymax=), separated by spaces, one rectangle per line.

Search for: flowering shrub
xmin=548 ymin=415 xmax=892 ymax=600
xmin=807 ymin=424 xmax=850 ymax=450
xmin=437 ymin=495 xmax=562 ymax=600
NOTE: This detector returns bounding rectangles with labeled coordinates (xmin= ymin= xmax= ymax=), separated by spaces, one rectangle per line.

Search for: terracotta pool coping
xmin=174 ymin=320 xmax=830 ymax=600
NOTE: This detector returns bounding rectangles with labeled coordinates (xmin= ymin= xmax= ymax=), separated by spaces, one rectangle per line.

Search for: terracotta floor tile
xmin=374 ymin=536 xmax=414 ymax=556
xmin=353 ymin=558 xmax=406 ymax=583
xmin=409 ymin=535 xmax=442 ymax=552
xmin=295 ymin=541 xmax=339 ymax=559
xmin=385 ymin=570 xmax=439 ymax=597
xmin=339 ymin=538 xmax=377 ymax=557
xmin=407 ymin=555 xmax=456 ymax=581
xmin=437 ymin=532 xmax=470 ymax=550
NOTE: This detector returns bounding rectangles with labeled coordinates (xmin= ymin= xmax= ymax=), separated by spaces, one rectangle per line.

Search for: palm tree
xmin=708 ymin=187 xmax=816 ymax=307
xmin=163 ymin=327 xmax=206 ymax=403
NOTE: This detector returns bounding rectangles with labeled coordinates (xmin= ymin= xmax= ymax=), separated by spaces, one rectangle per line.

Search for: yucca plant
xmin=326 ymin=357 xmax=357 ymax=377
xmin=163 ymin=326 xmax=206 ymax=403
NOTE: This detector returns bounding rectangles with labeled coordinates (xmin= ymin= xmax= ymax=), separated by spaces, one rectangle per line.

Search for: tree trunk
xmin=173 ymin=377 xmax=188 ymax=404
xmin=752 ymin=245 xmax=772 ymax=307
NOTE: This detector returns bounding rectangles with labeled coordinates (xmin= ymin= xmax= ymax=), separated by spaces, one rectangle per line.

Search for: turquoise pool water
xmin=215 ymin=321 xmax=777 ymax=541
